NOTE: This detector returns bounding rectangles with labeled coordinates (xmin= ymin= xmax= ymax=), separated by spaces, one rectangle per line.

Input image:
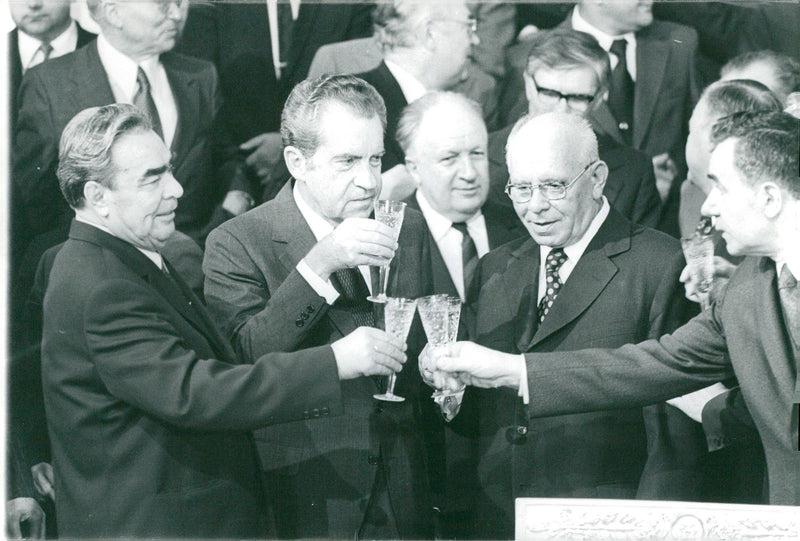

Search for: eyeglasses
xmin=529 ymin=75 xmax=598 ymax=111
xmin=505 ymin=161 xmax=598 ymax=203
xmin=436 ymin=17 xmax=478 ymax=34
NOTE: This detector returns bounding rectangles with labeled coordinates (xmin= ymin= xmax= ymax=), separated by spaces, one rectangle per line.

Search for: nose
xmin=166 ymin=0 xmax=183 ymax=20
xmin=27 ymin=0 xmax=44 ymax=10
xmin=526 ymin=186 xmax=551 ymax=214
xmin=164 ymin=172 xmax=184 ymax=200
xmin=353 ymin=160 xmax=379 ymax=192
xmin=700 ymin=186 xmax=718 ymax=218
xmin=457 ymin=154 xmax=477 ymax=181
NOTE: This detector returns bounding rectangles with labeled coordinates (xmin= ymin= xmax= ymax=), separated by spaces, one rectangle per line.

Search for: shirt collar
xmin=541 ymin=196 xmax=611 ymax=263
xmin=74 ymin=215 xmax=164 ymax=269
xmin=293 ymin=181 xmax=336 ymax=241
xmin=17 ymin=20 xmax=79 ymax=72
xmin=571 ymin=6 xmax=635 ymax=51
xmin=384 ymin=59 xmax=428 ymax=103
xmin=97 ymin=33 xmax=160 ymax=101
xmin=415 ymin=190 xmax=483 ymax=243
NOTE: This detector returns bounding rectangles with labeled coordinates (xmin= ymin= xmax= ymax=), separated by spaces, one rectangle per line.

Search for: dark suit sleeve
xmin=12 ymin=68 xmax=62 ymax=236
xmin=203 ymin=225 xmax=331 ymax=362
xmin=701 ymin=386 xmax=760 ymax=451
xmin=84 ymin=278 xmax=342 ymax=430
xmin=525 ymin=304 xmax=733 ymax=419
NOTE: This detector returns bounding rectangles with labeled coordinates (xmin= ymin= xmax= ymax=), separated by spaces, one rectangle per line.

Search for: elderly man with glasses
xmin=455 ymin=111 xmax=694 ymax=539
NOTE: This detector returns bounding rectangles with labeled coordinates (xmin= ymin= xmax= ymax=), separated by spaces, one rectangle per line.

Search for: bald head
xmin=505 ymin=112 xmax=607 ymax=248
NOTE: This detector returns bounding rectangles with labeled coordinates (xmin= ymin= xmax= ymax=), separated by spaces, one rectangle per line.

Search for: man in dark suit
xmin=489 ymin=28 xmax=662 ymax=231
xmin=41 ymin=103 xmax=404 ymax=538
xmin=446 ymin=112 xmax=694 ymax=538
xmin=175 ymin=1 xmax=373 ymax=191
xmin=355 ymin=0 xmax=479 ymax=199
xmin=398 ymin=91 xmax=524 ymax=301
xmin=203 ymin=75 xmax=436 ymax=539
xmin=567 ymin=0 xmax=700 ymax=236
xmin=438 ymin=111 xmax=800 ymax=506
xmin=13 ymin=0 xmax=253 ymax=250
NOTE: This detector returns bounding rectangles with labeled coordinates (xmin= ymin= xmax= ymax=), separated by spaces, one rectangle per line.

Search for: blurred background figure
xmin=719 ymin=50 xmax=800 ymax=106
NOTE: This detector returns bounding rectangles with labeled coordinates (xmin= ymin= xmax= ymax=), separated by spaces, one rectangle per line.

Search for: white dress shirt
xmin=293 ymin=183 xmax=373 ymax=305
xmin=537 ymin=197 xmax=610 ymax=304
xmin=416 ymin=191 xmax=490 ymax=301
xmin=96 ymin=34 xmax=178 ymax=148
xmin=384 ymin=59 xmax=428 ymax=103
xmin=266 ymin=0 xmax=301 ymax=80
xmin=18 ymin=20 xmax=79 ymax=73
xmin=572 ymin=7 xmax=638 ymax=81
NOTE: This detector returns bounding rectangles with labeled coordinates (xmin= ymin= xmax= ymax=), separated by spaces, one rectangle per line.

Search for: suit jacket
xmin=466 ymin=209 xmax=693 ymax=537
xmin=405 ymin=194 xmax=526 ymax=298
xmin=487 ymin=123 xmax=662 ymax=229
xmin=8 ymin=24 xmax=95 ymax=126
xmin=42 ymin=220 xmax=342 ymax=538
xmin=356 ymin=62 xmax=409 ymax=172
xmin=524 ymin=256 xmax=800 ymax=506
xmin=13 ymin=41 xmax=234 ymax=246
xmin=202 ymin=183 xmax=436 ymax=538
xmin=175 ymin=1 xmax=373 ymax=143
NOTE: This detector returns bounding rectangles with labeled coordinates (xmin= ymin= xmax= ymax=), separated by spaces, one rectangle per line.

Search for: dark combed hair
xmin=280 ymin=74 xmax=387 ymax=157
xmin=701 ymin=78 xmax=782 ymax=121
xmin=524 ymin=28 xmax=611 ymax=91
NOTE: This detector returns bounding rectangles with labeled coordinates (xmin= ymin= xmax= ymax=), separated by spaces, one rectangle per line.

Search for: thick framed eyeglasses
xmin=529 ymin=75 xmax=598 ymax=111
xmin=505 ymin=161 xmax=598 ymax=203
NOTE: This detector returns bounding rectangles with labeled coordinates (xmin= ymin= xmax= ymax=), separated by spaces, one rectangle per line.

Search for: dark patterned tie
xmin=608 ymin=39 xmax=634 ymax=145
xmin=330 ymin=267 xmax=375 ymax=328
xmin=133 ymin=67 xmax=164 ymax=138
xmin=452 ymin=222 xmax=479 ymax=294
xmin=537 ymin=248 xmax=567 ymax=323
xmin=778 ymin=264 xmax=799 ymax=349
xmin=39 ymin=41 xmax=53 ymax=62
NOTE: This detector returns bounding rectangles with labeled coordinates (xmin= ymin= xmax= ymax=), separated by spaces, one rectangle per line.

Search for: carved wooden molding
xmin=516 ymin=498 xmax=799 ymax=540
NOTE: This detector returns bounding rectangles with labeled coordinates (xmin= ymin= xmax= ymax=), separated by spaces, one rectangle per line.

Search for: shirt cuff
xmin=296 ymin=259 xmax=340 ymax=305
xmin=518 ymin=354 xmax=529 ymax=404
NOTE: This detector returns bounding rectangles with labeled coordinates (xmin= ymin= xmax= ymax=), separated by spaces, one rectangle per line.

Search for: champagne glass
xmin=681 ymin=230 xmax=715 ymax=310
xmin=417 ymin=294 xmax=462 ymax=396
xmin=368 ymin=200 xmax=407 ymax=303
xmin=374 ymin=297 xmax=417 ymax=402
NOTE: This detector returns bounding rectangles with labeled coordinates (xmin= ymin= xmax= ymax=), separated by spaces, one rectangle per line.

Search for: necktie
xmin=608 ymin=39 xmax=634 ymax=145
xmin=330 ymin=267 xmax=375 ymax=328
xmin=452 ymin=222 xmax=479 ymax=294
xmin=277 ymin=1 xmax=295 ymax=71
xmin=39 ymin=41 xmax=53 ymax=62
xmin=778 ymin=264 xmax=799 ymax=349
xmin=537 ymin=248 xmax=567 ymax=323
xmin=133 ymin=67 xmax=164 ymax=138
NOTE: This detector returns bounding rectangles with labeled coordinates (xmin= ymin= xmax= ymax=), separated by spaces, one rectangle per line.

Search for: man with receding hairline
xmin=456 ymin=111 xmax=693 ymax=538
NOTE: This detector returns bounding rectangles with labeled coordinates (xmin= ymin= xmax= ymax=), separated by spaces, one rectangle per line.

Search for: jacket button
xmin=321 ymin=407 xmax=329 ymax=415
xmin=311 ymin=408 xmax=320 ymax=417
xmin=296 ymin=318 xmax=304 ymax=327
xmin=301 ymin=312 xmax=309 ymax=320
xmin=307 ymin=305 xmax=315 ymax=313
xmin=516 ymin=425 xmax=528 ymax=435
xmin=302 ymin=411 xmax=310 ymax=419
xmin=367 ymin=455 xmax=379 ymax=466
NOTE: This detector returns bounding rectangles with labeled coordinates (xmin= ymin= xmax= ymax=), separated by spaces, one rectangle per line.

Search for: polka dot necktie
xmin=537 ymin=248 xmax=567 ymax=323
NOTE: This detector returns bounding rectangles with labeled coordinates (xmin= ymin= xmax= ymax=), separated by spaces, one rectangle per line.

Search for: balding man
xmin=459 ymin=112 xmax=693 ymax=538
xmin=13 ymin=0 xmax=252 ymax=249
xmin=398 ymin=91 xmax=524 ymax=301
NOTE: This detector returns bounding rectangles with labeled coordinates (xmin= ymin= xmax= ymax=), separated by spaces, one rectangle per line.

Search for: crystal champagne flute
xmin=368 ymin=200 xmax=406 ymax=303
xmin=373 ymin=297 xmax=417 ymax=402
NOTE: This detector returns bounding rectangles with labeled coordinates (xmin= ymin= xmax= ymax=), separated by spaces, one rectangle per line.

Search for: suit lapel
xmin=161 ymin=53 xmax=199 ymax=169
xmin=530 ymin=211 xmax=630 ymax=347
xmin=270 ymin=184 xmax=358 ymax=338
xmin=68 ymin=41 xmax=116 ymax=110
xmin=504 ymin=240 xmax=540 ymax=353
xmin=632 ymin=27 xmax=669 ymax=149
xmin=589 ymin=102 xmax=624 ymax=146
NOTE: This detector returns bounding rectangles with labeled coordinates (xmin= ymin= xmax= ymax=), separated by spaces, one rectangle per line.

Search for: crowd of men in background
xmin=5 ymin=0 xmax=799 ymax=538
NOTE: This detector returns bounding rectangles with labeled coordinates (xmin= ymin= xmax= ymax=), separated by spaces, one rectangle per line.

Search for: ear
xmin=759 ymin=181 xmax=784 ymax=219
xmin=589 ymin=160 xmax=609 ymax=198
xmin=101 ymin=0 xmax=124 ymax=30
xmin=404 ymin=156 xmax=423 ymax=187
xmin=83 ymin=181 xmax=111 ymax=217
xmin=522 ymin=71 xmax=537 ymax=103
xmin=283 ymin=145 xmax=308 ymax=180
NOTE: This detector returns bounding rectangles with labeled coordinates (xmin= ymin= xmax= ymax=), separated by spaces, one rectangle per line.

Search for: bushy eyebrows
xmin=142 ymin=164 xmax=170 ymax=178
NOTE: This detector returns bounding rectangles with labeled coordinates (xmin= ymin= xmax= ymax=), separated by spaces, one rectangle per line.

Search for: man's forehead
xmin=532 ymin=65 xmax=599 ymax=90
xmin=416 ymin=111 xmax=486 ymax=154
